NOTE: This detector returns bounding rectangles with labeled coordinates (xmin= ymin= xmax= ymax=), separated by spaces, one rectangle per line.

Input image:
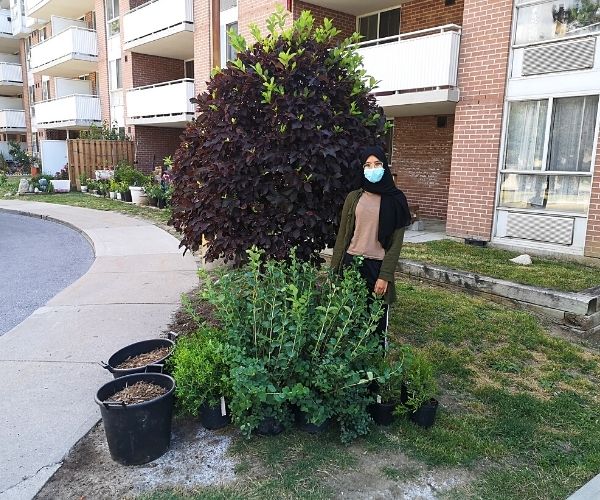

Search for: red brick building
xmin=13 ymin=0 xmax=600 ymax=258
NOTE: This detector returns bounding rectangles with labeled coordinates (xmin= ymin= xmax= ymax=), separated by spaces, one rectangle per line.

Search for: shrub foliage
xmin=172 ymin=9 xmax=387 ymax=265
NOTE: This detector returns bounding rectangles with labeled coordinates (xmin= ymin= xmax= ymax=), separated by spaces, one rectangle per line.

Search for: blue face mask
xmin=364 ymin=167 xmax=384 ymax=183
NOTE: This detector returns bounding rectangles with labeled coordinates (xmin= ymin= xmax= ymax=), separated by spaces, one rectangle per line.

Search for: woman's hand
xmin=374 ymin=279 xmax=388 ymax=296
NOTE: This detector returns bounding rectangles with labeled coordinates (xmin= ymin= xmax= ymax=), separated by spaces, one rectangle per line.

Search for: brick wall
xmin=584 ymin=134 xmax=600 ymax=257
xmin=445 ymin=0 xmax=513 ymax=241
xmin=238 ymin=0 xmax=290 ymax=42
xmin=293 ymin=1 xmax=356 ymax=39
xmin=131 ymin=53 xmax=185 ymax=87
xmin=401 ymin=0 xmax=464 ymax=33
xmin=96 ymin=0 xmax=111 ymax=123
xmin=193 ymin=0 xmax=211 ymax=95
xmin=134 ymin=126 xmax=182 ymax=172
xmin=392 ymin=115 xmax=454 ymax=220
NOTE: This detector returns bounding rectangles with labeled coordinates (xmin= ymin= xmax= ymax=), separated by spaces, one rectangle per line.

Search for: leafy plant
xmin=79 ymin=121 xmax=129 ymax=141
xmin=169 ymin=325 xmax=231 ymax=413
xmin=172 ymin=8 xmax=386 ymax=265
xmin=79 ymin=172 xmax=89 ymax=186
xmin=30 ymin=173 xmax=54 ymax=191
xmin=114 ymin=161 xmax=149 ymax=187
xmin=0 ymin=152 xmax=8 ymax=174
xmin=54 ymin=165 xmax=69 ymax=180
xmin=9 ymin=141 xmax=36 ymax=174
xmin=374 ymin=346 xmax=413 ymax=404
xmin=201 ymin=247 xmax=387 ymax=442
xmin=0 ymin=171 xmax=6 ymax=188
xmin=395 ymin=350 xmax=437 ymax=415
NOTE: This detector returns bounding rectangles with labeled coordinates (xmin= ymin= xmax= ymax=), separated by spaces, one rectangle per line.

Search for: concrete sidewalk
xmin=0 ymin=200 xmax=198 ymax=500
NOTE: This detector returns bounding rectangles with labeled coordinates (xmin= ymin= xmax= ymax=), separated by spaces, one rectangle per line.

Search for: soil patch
xmin=116 ymin=347 xmax=172 ymax=369
xmin=35 ymin=419 xmax=237 ymax=500
xmin=106 ymin=382 xmax=167 ymax=405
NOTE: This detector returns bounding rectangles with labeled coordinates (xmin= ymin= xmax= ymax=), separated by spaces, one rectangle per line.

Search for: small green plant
xmin=79 ymin=172 xmax=88 ymax=187
xmin=79 ymin=121 xmax=129 ymax=141
xmin=9 ymin=141 xmax=36 ymax=174
xmin=0 ymin=171 xmax=6 ymax=188
xmin=374 ymin=346 xmax=413 ymax=404
xmin=0 ymin=152 xmax=8 ymax=173
xmin=30 ymin=173 xmax=54 ymax=191
xmin=114 ymin=161 xmax=149 ymax=187
xmin=169 ymin=325 xmax=231 ymax=413
xmin=395 ymin=350 xmax=437 ymax=415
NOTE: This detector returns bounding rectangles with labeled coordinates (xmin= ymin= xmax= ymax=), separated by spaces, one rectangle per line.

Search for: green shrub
xmin=201 ymin=247 xmax=389 ymax=442
xmin=169 ymin=326 xmax=231 ymax=414
xmin=114 ymin=161 xmax=149 ymax=187
xmin=395 ymin=350 xmax=437 ymax=415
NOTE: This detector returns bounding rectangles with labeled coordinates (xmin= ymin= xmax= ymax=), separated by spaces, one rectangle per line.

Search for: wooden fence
xmin=67 ymin=139 xmax=135 ymax=189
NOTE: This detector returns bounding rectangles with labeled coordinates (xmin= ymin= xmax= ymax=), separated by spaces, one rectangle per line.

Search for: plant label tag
xmin=377 ymin=395 xmax=382 ymax=404
xmin=221 ymin=396 xmax=227 ymax=416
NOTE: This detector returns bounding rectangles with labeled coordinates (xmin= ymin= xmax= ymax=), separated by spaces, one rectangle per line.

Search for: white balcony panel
xmin=123 ymin=0 xmax=194 ymax=60
xmin=127 ymin=79 xmax=194 ymax=128
xmin=34 ymin=94 xmax=101 ymax=129
xmin=0 ymin=63 xmax=23 ymax=95
xmin=30 ymin=27 xmax=98 ymax=77
xmin=0 ymin=9 xmax=19 ymax=51
xmin=0 ymin=109 xmax=26 ymax=131
xmin=26 ymin=0 xmax=95 ymax=21
xmin=357 ymin=26 xmax=461 ymax=116
xmin=0 ymin=8 xmax=10 ymax=34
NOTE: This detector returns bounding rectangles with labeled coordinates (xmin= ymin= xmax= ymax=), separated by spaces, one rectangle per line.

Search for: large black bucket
xmin=101 ymin=338 xmax=174 ymax=378
xmin=95 ymin=373 xmax=175 ymax=465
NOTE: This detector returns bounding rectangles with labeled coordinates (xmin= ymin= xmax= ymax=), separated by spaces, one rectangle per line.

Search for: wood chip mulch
xmin=115 ymin=346 xmax=171 ymax=369
xmin=105 ymin=381 xmax=167 ymax=405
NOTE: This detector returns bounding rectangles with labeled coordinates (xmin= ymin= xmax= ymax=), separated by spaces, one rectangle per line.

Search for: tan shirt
xmin=346 ymin=191 xmax=385 ymax=260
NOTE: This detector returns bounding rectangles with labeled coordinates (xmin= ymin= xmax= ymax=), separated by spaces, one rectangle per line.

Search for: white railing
xmin=356 ymin=25 xmax=461 ymax=94
xmin=0 ymin=110 xmax=25 ymax=129
xmin=29 ymin=27 xmax=98 ymax=71
xmin=34 ymin=94 xmax=100 ymax=125
xmin=0 ymin=63 xmax=23 ymax=83
xmin=123 ymin=0 xmax=193 ymax=45
xmin=0 ymin=9 xmax=11 ymax=34
xmin=126 ymin=79 xmax=194 ymax=119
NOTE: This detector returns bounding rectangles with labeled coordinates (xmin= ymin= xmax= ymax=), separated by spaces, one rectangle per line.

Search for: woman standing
xmin=330 ymin=145 xmax=412 ymax=347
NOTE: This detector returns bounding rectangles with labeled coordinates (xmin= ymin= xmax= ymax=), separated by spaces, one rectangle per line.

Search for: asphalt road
xmin=0 ymin=212 xmax=94 ymax=335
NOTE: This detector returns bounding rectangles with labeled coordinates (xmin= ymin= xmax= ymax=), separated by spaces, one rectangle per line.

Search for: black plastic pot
xmin=410 ymin=398 xmax=439 ymax=429
xmin=101 ymin=338 xmax=174 ymax=379
xmin=256 ymin=417 xmax=284 ymax=436
xmin=95 ymin=373 xmax=175 ymax=465
xmin=121 ymin=190 xmax=132 ymax=202
xmin=157 ymin=198 xmax=166 ymax=209
xmin=369 ymin=402 xmax=396 ymax=426
xmin=200 ymin=402 xmax=231 ymax=430
xmin=295 ymin=410 xmax=330 ymax=434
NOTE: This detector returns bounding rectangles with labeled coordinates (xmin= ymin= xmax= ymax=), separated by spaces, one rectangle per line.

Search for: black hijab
xmin=360 ymin=146 xmax=412 ymax=247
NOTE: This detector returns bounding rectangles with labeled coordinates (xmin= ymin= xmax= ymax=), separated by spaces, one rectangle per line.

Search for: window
xmin=38 ymin=26 xmax=46 ymax=42
xmin=185 ymin=60 xmax=194 ymax=79
xmin=226 ymin=22 xmax=238 ymax=62
xmin=109 ymin=58 xmax=122 ymax=90
xmin=514 ymin=0 xmax=600 ymax=45
xmin=499 ymin=95 xmax=599 ymax=214
xmin=358 ymin=8 xmax=401 ymax=43
xmin=220 ymin=0 xmax=237 ymax=11
xmin=41 ymin=80 xmax=50 ymax=101
xmin=384 ymin=120 xmax=394 ymax=166
xmin=28 ymin=84 xmax=35 ymax=104
xmin=106 ymin=0 xmax=119 ymax=36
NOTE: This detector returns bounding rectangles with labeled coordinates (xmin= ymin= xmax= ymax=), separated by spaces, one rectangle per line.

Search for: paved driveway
xmin=0 ymin=212 xmax=94 ymax=335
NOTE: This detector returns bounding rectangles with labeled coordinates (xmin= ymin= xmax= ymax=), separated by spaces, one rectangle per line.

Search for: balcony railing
xmin=34 ymin=94 xmax=101 ymax=129
xmin=0 ymin=8 xmax=11 ymax=35
xmin=0 ymin=62 xmax=23 ymax=84
xmin=355 ymin=25 xmax=461 ymax=112
xmin=0 ymin=109 xmax=25 ymax=130
xmin=29 ymin=26 xmax=98 ymax=76
xmin=126 ymin=78 xmax=195 ymax=127
xmin=123 ymin=0 xmax=194 ymax=59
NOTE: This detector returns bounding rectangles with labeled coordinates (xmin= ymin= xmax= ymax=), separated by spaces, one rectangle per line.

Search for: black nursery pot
xmin=295 ymin=410 xmax=330 ymax=434
xmin=121 ymin=190 xmax=132 ymax=202
xmin=256 ymin=417 xmax=284 ymax=436
xmin=410 ymin=398 xmax=439 ymax=429
xmin=369 ymin=402 xmax=396 ymax=426
xmin=200 ymin=402 xmax=231 ymax=430
xmin=101 ymin=338 xmax=174 ymax=379
xmin=95 ymin=373 xmax=175 ymax=465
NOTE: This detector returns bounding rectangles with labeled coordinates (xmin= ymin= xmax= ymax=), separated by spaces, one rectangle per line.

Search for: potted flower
xmin=396 ymin=351 xmax=439 ymax=429
xmin=108 ymin=178 xmax=119 ymax=199
xmin=51 ymin=165 xmax=71 ymax=193
xmin=168 ymin=326 xmax=231 ymax=430
xmin=79 ymin=173 xmax=89 ymax=193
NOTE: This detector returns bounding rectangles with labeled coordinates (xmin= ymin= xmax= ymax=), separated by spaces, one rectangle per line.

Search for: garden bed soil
xmin=116 ymin=347 xmax=172 ymax=370
xmin=106 ymin=381 xmax=166 ymax=405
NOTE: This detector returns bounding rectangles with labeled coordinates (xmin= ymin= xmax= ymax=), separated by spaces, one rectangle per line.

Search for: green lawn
xmin=141 ymin=278 xmax=600 ymax=500
xmin=402 ymin=239 xmax=600 ymax=292
xmin=33 ymin=193 xmax=172 ymax=225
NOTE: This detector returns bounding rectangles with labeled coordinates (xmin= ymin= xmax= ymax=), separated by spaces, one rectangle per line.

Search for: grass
xmin=402 ymin=239 xmax=600 ymax=292
xmin=142 ymin=278 xmax=600 ymax=500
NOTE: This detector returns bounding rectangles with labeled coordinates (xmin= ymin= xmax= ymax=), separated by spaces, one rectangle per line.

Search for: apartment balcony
xmin=0 ymin=109 xmax=26 ymax=132
xmin=356 ymin=25 xmax=461 ymax=117
xmin=0 ymin=62 xmax=23 ymax=96
xmin=126 ymin=79 xmax=194 ymax=127
xmin=123 ymin=0 xmax=194 ymax=60
xmin=26 ymin=0 xmax=95 ymax=21
xmin=0 ymin=9 xmax=19 ymax=51
xmin=34 ymin=94 xmax=101 ymax=129
xmin=29 ymin=27 xmax=98 ymax=77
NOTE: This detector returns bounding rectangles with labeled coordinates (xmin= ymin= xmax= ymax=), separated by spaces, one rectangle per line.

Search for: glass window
xmin=547 ymin=95 xmax=598 ymax=172
xmin=515 ymin=0 xmax=600 ymax=45
xmin=226 ymin=22 xmax=238 ymax=62
xmin=106 ymin=0 xmax=119 ymax=20
xmin=504 ymin=100 xmax=548 ymax=171
xmin=185 ymin=60 xmax=194 ymax=79
xmin=499 ymin=95 xmax=599 ymax=215
xmin=109 ymin=58 xmax=122 ymax=90
xmin=42 ymin=80 xmax=49 ymax=101
xmin=379 ymin=8 xmax=401 ymax=39
xmin=359 ymin=14 xmax=378 ymax=42
xmin=28 ymin=84 xmax=35 ymax=104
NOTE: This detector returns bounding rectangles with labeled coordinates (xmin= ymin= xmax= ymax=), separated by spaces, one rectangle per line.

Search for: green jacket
xmin=330 ymin=189 xmax=405 ymax=305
